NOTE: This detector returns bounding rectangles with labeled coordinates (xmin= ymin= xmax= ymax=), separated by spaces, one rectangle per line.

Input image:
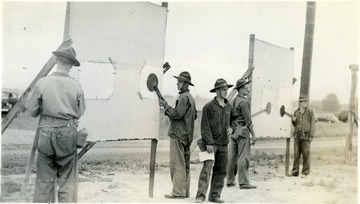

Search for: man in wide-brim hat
xmin=52 ymin=46 xmax=80 ymax=67
xmin=26 ymin=45 xmax=85 ymax=203
xmin=233 ymin=78 xmax=251 ymax=90
xmin=226 ymin=78 xmax=257 ymax=190
xmin=195 ymin=78 xmax=238 ymax=203
xmin=291 ymin=94 xmax=315 ymax=177
xmin=173 ymin=71 xmax=194 ymax=86
xmin=159 ymin=71 xmax=197 ymax=199
xmin=209 ymin=78 xmax=233 ymax=93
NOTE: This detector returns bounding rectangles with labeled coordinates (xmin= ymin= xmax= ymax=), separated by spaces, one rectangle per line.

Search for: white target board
xmin=251 ymin=39 xmax=294 ymax=138
xmin=68 ymin=2 xmax=167 ymax=140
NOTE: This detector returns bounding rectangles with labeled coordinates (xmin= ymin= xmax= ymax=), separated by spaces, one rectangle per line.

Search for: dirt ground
xmin=0 ymin=121 xmax=358 ymax=203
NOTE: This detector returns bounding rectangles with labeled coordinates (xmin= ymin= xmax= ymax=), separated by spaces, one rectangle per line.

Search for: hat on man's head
xmin=52 ymin=46 xmax=80 ymax=67
xmin=299 ymin=94 xmax=309 ymax=102
xmin=173 ymin=71 xmax=194 ymax=86
xmin=210 ymin=78 xmax=233 ymax=93
xmin=234 ymin=78 xmax=251 ymax=90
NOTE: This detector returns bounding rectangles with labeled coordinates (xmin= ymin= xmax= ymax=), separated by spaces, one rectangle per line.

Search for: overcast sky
xmin=1 ymin=1 xmax=359 ymax=104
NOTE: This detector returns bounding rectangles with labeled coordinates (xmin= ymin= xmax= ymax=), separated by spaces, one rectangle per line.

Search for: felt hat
xmin=52 ymin=46 xmax=80 ymax=67
xmin=210 ymin=78 xmax=233 ymax=93
xmin=299 ymin=94 xmax=309 ymax=102
xmin=173 ymin=71 xmax=194 ymax=86
xmin=234 ymin=78 xmax=251 ymax=90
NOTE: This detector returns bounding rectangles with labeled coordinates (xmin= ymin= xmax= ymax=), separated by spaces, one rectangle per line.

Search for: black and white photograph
xmin=1 ymin=1 xmax=358 ymax=203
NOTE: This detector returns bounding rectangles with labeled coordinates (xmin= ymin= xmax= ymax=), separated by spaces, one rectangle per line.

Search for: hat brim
xmin=173 ymin=76 xmax=194 ymax=86
xmin=210 ymin=84 xmax=234 ymax=93
xmin=53 ymin=51 xmax=80 ymax=67
xmin=234 ymin=80 xmax=251 ymax=90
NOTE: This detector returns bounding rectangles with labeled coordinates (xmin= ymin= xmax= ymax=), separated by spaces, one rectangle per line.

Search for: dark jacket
xmin=165 ymin=90 xmax=197 ymax=145
xmin=292 ymin=108 xmax=315 ymax=140
xmin=201 ymin=97 xmax=238 ymax=146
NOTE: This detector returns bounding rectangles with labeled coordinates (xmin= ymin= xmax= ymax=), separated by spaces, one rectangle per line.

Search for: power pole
xmin=299 ymin=2 xmax=316 ymax=97
xmin=346 ymin=64 xmax=358 ymax=161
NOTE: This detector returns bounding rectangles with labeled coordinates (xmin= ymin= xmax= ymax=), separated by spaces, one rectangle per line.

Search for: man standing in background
xmin=26 ymin=46 xmax=86 ymax=203
xmin=158 ymin=71 xmax=197 ymax=199
xmin=291 ymin=95 xmax=315 ymax=177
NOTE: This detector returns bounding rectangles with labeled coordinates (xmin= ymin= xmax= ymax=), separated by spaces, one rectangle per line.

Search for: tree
xmin=322 ymin=93 xmax=340 ymax=112
xmin=309 ymin=100 xmax=322 ymax=112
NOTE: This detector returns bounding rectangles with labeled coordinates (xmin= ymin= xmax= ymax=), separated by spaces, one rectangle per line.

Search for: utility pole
xmin=299 ymin=2 xmax=316 ymax=97
xmin=345 ymin=64 xmax=358 ymax=161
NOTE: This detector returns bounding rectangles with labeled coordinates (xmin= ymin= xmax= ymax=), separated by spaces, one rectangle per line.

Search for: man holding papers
xmin=194 ymin=78 xmax=238 ymax=203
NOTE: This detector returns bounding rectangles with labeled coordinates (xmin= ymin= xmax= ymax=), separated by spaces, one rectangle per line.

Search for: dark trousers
xmin=292 ymin=137 xmax=311 ymax=176
xmin=33 ymin=122 xmax=78 ymax=203
xmin=169 ymin=137 xmax=191 ymax=197
xmin=195 ymin=145 xmax=228 ymax=200
xmin=227 ymin=135 xmax=251 ymax=185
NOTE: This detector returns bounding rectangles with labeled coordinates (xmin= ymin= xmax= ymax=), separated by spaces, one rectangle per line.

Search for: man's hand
xmin=227 ymin=127 xmax=233 ymax=136
xmin=251 ymin=136 xmax=257 ymax=146
xmin=158 ymin=98 xmax=168 ymax=109
xmin=206 ymin=145 xmax=214 ymax=153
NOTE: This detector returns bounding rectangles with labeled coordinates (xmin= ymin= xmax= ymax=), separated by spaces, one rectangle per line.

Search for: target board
xmin=68 ymin=2 xmax=167 ymax=140
xmin=251 ymin=38 xmax=294 ymax=138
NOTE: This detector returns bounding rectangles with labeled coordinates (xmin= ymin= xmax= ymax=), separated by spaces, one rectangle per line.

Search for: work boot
xmin=195 ymin=197 xmax=204 ymax=203
xmin=209 ymin=197 xmax=224 ymax=203
xmin=240 ymin=184 xmax=257 ymax=189
xmin=164 ymin=194 xmax=185 ymax=199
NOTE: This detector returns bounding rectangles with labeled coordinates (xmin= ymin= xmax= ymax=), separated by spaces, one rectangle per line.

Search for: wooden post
xmin=346 ymin=64 xmax=358 ymax=161
xmin=148 ymin=139 xmax=158 ymax=197
xmin=299 ymin=2 xmax=316 ymax=97
xmin=285 ymin=138 xmax=290 ymax=176
xmin=20 ymin=119 xmax=41 ymax=198
xmin=284 ymin=47 xmax=295 ymax=177
xmin=247 ymin=34 xmax=255 ymax=103
xmin=63 ymin=2 xmax=71 ymax=40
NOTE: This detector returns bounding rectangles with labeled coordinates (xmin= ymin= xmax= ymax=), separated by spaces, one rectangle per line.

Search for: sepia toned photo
xmin=1 ymin=1 xmax=358 ymax=203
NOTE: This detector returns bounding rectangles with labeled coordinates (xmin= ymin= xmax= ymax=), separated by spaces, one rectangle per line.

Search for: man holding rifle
xmin=158 ymin=71 xmax=197 ymax=199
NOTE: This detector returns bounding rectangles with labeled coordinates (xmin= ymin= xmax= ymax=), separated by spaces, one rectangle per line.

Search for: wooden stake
xmin=346 ymin=64 xmax=358 ymax=161
xmin=148 ymin=139 xmax=158 ymax=197
xmin=20 ymin=118 xmax=41 ymax=198
xmin=285 ymin=138 xmax=290 ymax=176
xmin=246 ymin=34 xmax=255 ymax=104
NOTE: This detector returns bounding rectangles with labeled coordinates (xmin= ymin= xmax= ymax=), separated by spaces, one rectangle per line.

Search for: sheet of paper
xmin=199 ymin=151 xmax=215 ymax=162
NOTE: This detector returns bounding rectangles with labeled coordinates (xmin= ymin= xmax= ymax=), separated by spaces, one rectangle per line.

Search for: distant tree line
xmin=308 ymin=93 xmax=358 ymax=114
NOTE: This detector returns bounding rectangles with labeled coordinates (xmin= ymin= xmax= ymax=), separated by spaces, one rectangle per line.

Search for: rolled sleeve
xmin=77 ymin=89 xmax=86 ymax=118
